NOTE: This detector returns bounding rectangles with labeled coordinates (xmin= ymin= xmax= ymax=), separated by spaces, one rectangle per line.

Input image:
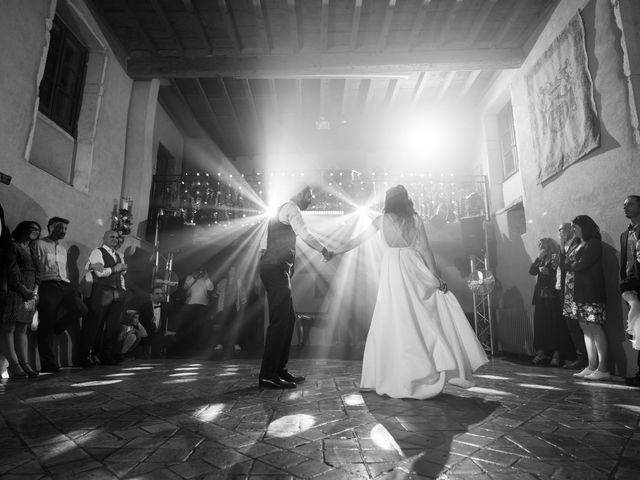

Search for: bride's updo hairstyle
xmin=384 ymin=185 xmax=415 ymax=218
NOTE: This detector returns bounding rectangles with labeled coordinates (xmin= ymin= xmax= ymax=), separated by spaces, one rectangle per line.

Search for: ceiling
xmin=87 ymin=0 xmax=558 ymax=163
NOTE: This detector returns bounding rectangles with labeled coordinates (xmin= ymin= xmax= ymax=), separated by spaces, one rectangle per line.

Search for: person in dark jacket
xmin=138 ymin=286 xmax=174 ymax=358
xmin=563 ymin=215 xmax=609 ymax=381
xmin=528 ymin=237 xmax=572 ymax=366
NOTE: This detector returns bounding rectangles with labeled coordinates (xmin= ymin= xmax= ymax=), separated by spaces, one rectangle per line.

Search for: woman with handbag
xmin=529 ymin=237 xmax=572 ymax=366
xmin=0 ymin=221 xmax=41 ymax=378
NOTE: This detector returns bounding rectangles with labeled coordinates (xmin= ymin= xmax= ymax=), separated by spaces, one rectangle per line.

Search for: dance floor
xmin=0 ymin=355 xmax=639 ymax=479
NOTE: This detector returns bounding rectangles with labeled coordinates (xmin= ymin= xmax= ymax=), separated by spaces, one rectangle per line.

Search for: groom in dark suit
xmin=621 ymin=195 xmax=640 ymax=386
xmin=138 ymin=286 xmax=174 ymax=358
xmin=258 ymin=186 xmax=334 ymax=389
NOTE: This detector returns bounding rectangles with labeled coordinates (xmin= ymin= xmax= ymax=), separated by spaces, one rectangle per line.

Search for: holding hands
xmin=321 ymin=247 xmax=335 ymax=262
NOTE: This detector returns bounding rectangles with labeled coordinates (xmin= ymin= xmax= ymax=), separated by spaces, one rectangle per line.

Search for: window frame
xmin=38 ymin=15 xmax=88 ymax=138
xmin=497 ymin=102 xmax=519 ymax=180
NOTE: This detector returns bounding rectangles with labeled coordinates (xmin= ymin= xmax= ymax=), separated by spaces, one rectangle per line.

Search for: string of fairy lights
xmin=149 ymin=170 xmax=488 ymax=227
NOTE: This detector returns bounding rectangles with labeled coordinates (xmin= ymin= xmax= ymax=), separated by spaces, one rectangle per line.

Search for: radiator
xmin=495 ymin=307 xmax=535 ymax=356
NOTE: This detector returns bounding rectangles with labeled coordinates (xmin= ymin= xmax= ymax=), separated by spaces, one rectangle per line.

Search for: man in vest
xmin=259 ymin=186 xmax=334 ymax=388
xmin=80 ymin=230 xmax=127 ymax=366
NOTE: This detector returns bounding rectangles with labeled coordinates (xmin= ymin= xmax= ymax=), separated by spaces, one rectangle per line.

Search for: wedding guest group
xmin=3 ymin=192 xmax=640 ymax=394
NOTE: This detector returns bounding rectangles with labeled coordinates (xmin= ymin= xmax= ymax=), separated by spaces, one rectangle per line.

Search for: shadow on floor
xmin=363 ymin=391 xmax=500 ymax=477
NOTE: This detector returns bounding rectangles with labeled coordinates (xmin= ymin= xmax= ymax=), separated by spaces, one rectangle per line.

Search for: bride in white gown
xmin=334 ymin=185 xmax=488 ymax=399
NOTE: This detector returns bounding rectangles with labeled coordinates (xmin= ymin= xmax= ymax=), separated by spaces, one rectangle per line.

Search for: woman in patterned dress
xmin=0 ymin=221 xmax=41 ymax=378
xmin=563 ymin=215 xmax=609 ymax=381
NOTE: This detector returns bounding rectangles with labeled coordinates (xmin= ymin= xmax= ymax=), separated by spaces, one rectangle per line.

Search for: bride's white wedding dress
xmin=360 ymin=215 xmax=489 ymax=399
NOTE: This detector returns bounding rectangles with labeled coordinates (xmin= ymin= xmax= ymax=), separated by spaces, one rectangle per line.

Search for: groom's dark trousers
xmin=259 ymin=260 xmax=296 ymax=379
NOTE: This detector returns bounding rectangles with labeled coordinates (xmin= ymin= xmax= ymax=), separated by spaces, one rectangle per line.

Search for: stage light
xmin=265 ymin=204 xmax=279 ymax=218
xmin=355 ymin=205 xmax=370 ymax=217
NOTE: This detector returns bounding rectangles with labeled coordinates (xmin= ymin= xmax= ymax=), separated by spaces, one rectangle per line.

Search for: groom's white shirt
xmin=259 ymin=200 xmax=323 ymax=252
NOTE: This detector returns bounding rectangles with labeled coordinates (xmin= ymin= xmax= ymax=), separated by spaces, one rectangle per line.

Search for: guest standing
xmin=33 ymin=217 xmax=88 ymax=373
xmin=214 ymin=266 xmax=247 ymax=352
xmin=620 ymin=195 xmax=640 ymax=386
xmin=564 ymin=215 xmax=610 ymax=381
xmin=529 ymin=237 xmax=572 ymax=366
xmin=556 ymin=222 xmax=588 ymax=369
xmin=174 ymin=267 xmax=213 ymax=354
xmin=0 ymin=221 xmax=41 ymax=377
xmin=80 ymin=230 xmax=127 ymax=366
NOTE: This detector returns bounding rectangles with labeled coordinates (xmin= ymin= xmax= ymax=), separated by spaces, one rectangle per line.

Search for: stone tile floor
xmin=0 ymin=356 xmax=639 ymax=479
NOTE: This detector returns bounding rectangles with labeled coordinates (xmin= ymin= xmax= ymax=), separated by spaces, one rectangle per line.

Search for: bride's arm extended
xmin=334 ymin=216 xmax=381 ymax=254
xmin=415 ymin=215 xmax=448 ymax=292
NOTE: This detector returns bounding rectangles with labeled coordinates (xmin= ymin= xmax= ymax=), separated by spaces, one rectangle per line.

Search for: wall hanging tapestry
xmin=526 ymin=12 xmax=600 ymax=184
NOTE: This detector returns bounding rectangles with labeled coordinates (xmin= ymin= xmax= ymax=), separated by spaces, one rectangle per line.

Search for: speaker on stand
xmin=459 ymin=215 xmax=486 ymax=258
xmin=156 ymin=213 xmax=185 ymax=255
xmin=153 ymin=211 xmax=185 ymax=302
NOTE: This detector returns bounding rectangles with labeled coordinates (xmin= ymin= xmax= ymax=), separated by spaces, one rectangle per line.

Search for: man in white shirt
xmin=258 ymin=186 xmax=334 ymax=389
xmin=174 ymin=267 xmax=214 ymax=355
xmin=80 ymin=230 xmax=127 ymax=366
xmin=34 ymin=217 xmax=88 ymax=372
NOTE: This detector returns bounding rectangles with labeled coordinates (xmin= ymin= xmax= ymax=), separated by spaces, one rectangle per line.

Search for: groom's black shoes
xmin=279 ymin=370 xmax=305 ymax=383
xmin=259 ymin=376 xmax=297 ymax=389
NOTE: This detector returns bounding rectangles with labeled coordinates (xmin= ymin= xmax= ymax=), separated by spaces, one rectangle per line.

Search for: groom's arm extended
xmin=284 ymin=203 xmax=333 ymax=259
xmin=334 ymin=216 xmax=381 ymax=255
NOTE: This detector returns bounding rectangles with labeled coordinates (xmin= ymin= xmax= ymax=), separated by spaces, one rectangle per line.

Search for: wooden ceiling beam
xmin=319 ymin=78 xmax=330 ymax=116
xmin=321 ymin=0 xmax=330 ymax=51
xmin=127 ymin=48 xmax=524 ymax=78
xmin=243 ymin=79 xmax=262 ymax=128
xmin=193 ymin=79 xmax=225 ymax=136
xmin=518 ymin=0 xmax=557 ymax=46
xmin=434 ymin=71 xmax=456 ymax=102
xmin=171 ymin=78 xmax=225 ymax=150
xmin=217 ymin=0 xmax=242 ymax=53
xmin=218 ymin=78 xmax=242 ymax=132
xmin=288 ymin=0 xmax=300 ymax=52
xmin=253 ymin=0 xmax=273 ymax=53
xmin=339 ymin=79 xmax=348 ymax=118
xmin=456 ymin=69 xmax=481 ymax=101
xmin=149 ymin=0 xmax=184 ymax=55
xmin=407 ymin=0 xmax=432 ymax=50
xmin=349 ymin=0 xmax=363 ymax=50
xmin=465 ymin=0 xmax=497 ymax=46
xmin=377 ymin=0 xmax=397 ymax=51
xmin=296 ymin=79 xmax=304 ymax=119
xmin=411 ymin=71 xmax=427 ymax=106
xmin=120 ymin=0 xmax=157 ymax=54
xmin=356 ymin=79 xmax=373 ymax=115
xmin=438 ymin=0 xmax=464 ymax=46
xmin=383 ymin=79 xmax=400 ymax=110
xmin=181 ymin=0 xmax=213 ymax=53
xmin=494 ymin=0 xmax=527 ymax=46
xmin=269 ymin=79 xmax=280 ymax=122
